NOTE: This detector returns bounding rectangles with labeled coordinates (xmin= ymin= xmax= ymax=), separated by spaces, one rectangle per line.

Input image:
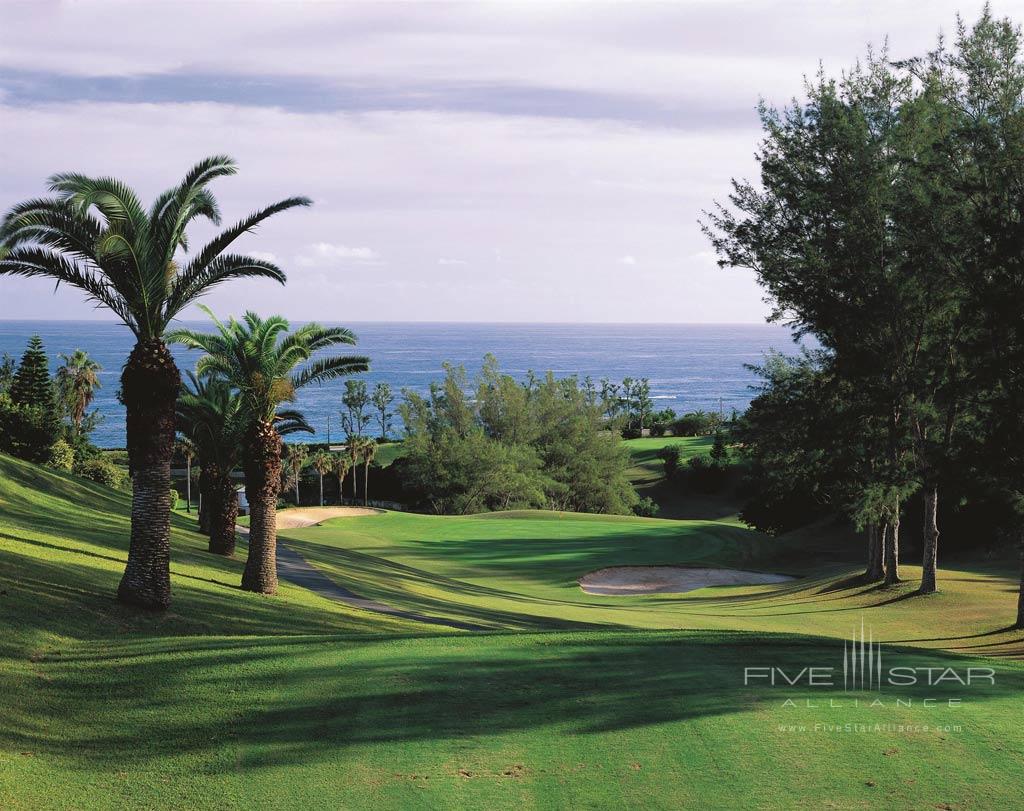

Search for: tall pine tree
xmin=10 ymin=336 xmax=56 ymax=411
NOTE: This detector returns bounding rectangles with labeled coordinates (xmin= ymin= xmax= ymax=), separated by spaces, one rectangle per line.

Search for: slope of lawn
xmin=623 ymin=435 xmax=742 ymax=520
xmin=283 ymin=510 xmax=1024 ymax=654
xmin=3 ymin=451 xmax=1024 ymax=809
xmin=372 ymin=440 xmax=406 ymax=467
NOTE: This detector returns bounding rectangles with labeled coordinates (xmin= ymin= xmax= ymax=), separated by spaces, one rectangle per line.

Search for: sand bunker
xmin=275 ymin=507 xmax=382 ymax=529
xmin=578 ymin=565 xmax=794 ymax=595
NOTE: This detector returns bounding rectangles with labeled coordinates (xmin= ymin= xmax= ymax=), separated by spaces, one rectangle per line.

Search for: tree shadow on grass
xmin=5 ymin=629 xmax=1022 ymax=774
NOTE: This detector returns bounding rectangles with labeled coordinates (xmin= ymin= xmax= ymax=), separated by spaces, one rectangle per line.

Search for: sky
xmin=0 ymin=0 xmax=1008 ymax=323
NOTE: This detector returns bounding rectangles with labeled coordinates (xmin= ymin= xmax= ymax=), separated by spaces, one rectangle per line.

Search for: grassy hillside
xmin=2 ymin=452 xmax=1024 ymax=809
xmin=624 ymin=434 xmax=742 ymax=520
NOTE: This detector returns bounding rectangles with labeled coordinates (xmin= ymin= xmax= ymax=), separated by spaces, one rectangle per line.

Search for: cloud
xmin=619 ymin=255 xmax=637 ymax=266
xmin=0 ymin=100 xmax=765 ymax=322
xmin=438 ymin=257 xmax=468 ymax=266
xmin=248 ymin=250 xmax=278 ymax=263
xmin=295 ymin=242 xmax=381 ymax=267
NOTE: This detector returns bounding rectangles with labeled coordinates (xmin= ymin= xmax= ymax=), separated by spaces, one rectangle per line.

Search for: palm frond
xmin=292 ymin=355 xmax=370 ymax=390
xmin=0 ymin=246 xmax=134 ymax=328
xmin=182 ymin=196 xmax=311 ymax=279
xmin=164 ymin=254 xmax=287 ymax=323
xmin=0 ymin=198 xmax=103 ymax=262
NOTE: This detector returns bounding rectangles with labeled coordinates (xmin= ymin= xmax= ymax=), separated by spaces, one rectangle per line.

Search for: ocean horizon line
xmin=0 ymin=317 xmax=778 ymax=327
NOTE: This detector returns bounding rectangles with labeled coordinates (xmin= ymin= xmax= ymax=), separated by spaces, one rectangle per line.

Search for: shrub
xmin=710 ymin=430 xmax=730 ymax=465
xmin=169 ymin=488 xmax=180 ymax=509
xmin=657 ymin=445 xmax=682 ymax=479
xmin=648 ymin=407 xmax=677 ymax=436
xmin=672 ymin=411 xmax=722 ymax=437
xmin=0 ymin=395 xmax=62 ymax=463
xmin=48 ymin=439 xmax=75 ymax=472
xmin=74 ymin=457 xmax=127 ymax=490
xmin=687 ymin=454 xmax=730 ymax=493
xmin=633 ymin=496 xmax=660 ymax=517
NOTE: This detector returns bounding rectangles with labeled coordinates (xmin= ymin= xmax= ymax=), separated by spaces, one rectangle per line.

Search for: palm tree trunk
xmin=319 ymin=472 xmax=324 ymax=507
xmin=883 ymin=511 xmax=901 ymax=586
xmin=242 ymin=421 xmax=281 ymax=595
xmin=919 ymin=484 xmax=939 ymax=594
xmin=364 ymin=460 xmax=369 ymax=506
xmin=117 ymin=339 xmax=181 ymax=610
xmin=185 ymin=455 xmax=192 ymax=513
xmin=864 ymin=521 xmax=884 ymax=581
xmin=198 ymin=464 xmax=212 ymax=535
xmin=1016 ymin=532 xmax=1024 ymax=630
xmin=208 ymin=469 xmax=237 ymax=557
xmin=294 ymin=474 xmax=300 ymax=507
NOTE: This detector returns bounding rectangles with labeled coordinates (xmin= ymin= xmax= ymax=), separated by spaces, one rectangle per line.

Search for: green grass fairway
xmin=372 ymin=441 xmax=406 ymax=467
xmin=2 ymin=451 xmax=1024 ymax=809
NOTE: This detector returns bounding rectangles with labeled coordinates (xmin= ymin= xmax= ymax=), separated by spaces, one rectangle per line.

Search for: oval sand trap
xmin=578 ymin=565 xmax=794 ymax=596
xmin=275 ymin=507 xmax=383 ymax=529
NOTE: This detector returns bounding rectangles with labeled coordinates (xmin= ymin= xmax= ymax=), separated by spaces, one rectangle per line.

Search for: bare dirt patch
xmin=578 ymin=565 xmax=795 ymax=595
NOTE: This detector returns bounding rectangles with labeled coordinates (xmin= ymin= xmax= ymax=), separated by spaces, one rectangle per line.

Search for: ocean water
xmin=0 ymin=321 xmax=802 ymax=448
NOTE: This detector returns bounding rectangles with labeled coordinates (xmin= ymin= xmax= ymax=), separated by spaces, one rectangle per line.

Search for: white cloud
xmin=0 ymin=101 xmax=766 ymax=322
xmin=295 ymin=242 xmax=381 ymax=267
xmin=619 ymin=255 xmax=637 ymax=266
xmin=249 ymin=250 xmax=278 ymax=263
xmin=438 ymin=257 xmax=468 ymax=266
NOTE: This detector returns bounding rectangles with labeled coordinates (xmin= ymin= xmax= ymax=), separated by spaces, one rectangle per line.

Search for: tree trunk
xmin=208 ymin=468 xmax=237 ymax=557
xmin=117 ymin=339 xmax=181 ymax=610
xmin=864 ymin=521 xmax=884 ymax=581
xmin=1016 ymin=534 xmax=1024 ymax=630
xmin=919 ymin=484 xmax=939 ymax=594
xmin=364 ymin=461 xmax=369 ymax=506
xmin=294 ymin=474 xmax=300 ymax=507
xmin=185 ymin=456 xmax=192 ymax=513
xmin=198 ymin=464 xmax=212 ymax=535
xmin=883 ymin=512 xmax=901 ymax=586
xmin=318 ymin=472 xmax=324 ymax=506
xmin=241 ymin=421 xmax=281 ymax=595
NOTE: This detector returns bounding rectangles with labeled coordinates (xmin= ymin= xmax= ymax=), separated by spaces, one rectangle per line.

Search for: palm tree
xmin=347 ymin=437 xmax=363 ymax=501
xmin=333 ymin=453 xmax=351 ymax=505
xmin=173 ymin=436 xmax=196 ymax=513
xmin=283 ymin=443 xmax=309 ymax=506
xmin=0 ymin=157 xmax=310 ymax=609
xmin=170 ymin=310 xmax=368 ymax=594
xmin=361 ymin=438 xmax=377 ymax=506
xmin=179 ymin=370 xmax=312 ymax=556
xmin=177 ymin=372 xmax=244 ymax=555
xmin=310 ymin=449 xmax=334 ymax=506
xmin=56 ymin=349 xmax=101 ymax=434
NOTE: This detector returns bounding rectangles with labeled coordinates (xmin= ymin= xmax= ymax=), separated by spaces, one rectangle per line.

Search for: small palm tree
xmin=177 ymin=372 xmax=245 ymax=555
xmin=179 ymin=371 xmax=312 ymax=556
xmin=56 ymin=349 xmax=102 ymax=434
xmin=170 ymin=310 xmax=368 ymax=594
xmin=173 ymin=436 xmax=196 ymax=514
xmin=347 ymin=436 xmax=363 ymax=501
xmin=310 ymin=449 xmax=334 ymax=506
xmin=283 ymin=443 xmax=310 ymax=506
xmin=0 ymin=157 xmax=309 ymax=609
xmin=361 ymin=438 xmax=377 ymax=506
xmin=333 ymin=453 xmax=351 ymax=505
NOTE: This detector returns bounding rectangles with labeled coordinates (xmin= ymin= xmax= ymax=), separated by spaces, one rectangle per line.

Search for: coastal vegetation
xmin=4 ymin=8 xmax=1024 ymax=808
xmin=0 ymin=155 xmax=311 ymax=609
xmin=396 ymin=356 xmax=638 ymax=515
xmin=169 ymin=311 xmax=368 ymax=594
xmin=705 ymin=9 xmax=1024 ymax=625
